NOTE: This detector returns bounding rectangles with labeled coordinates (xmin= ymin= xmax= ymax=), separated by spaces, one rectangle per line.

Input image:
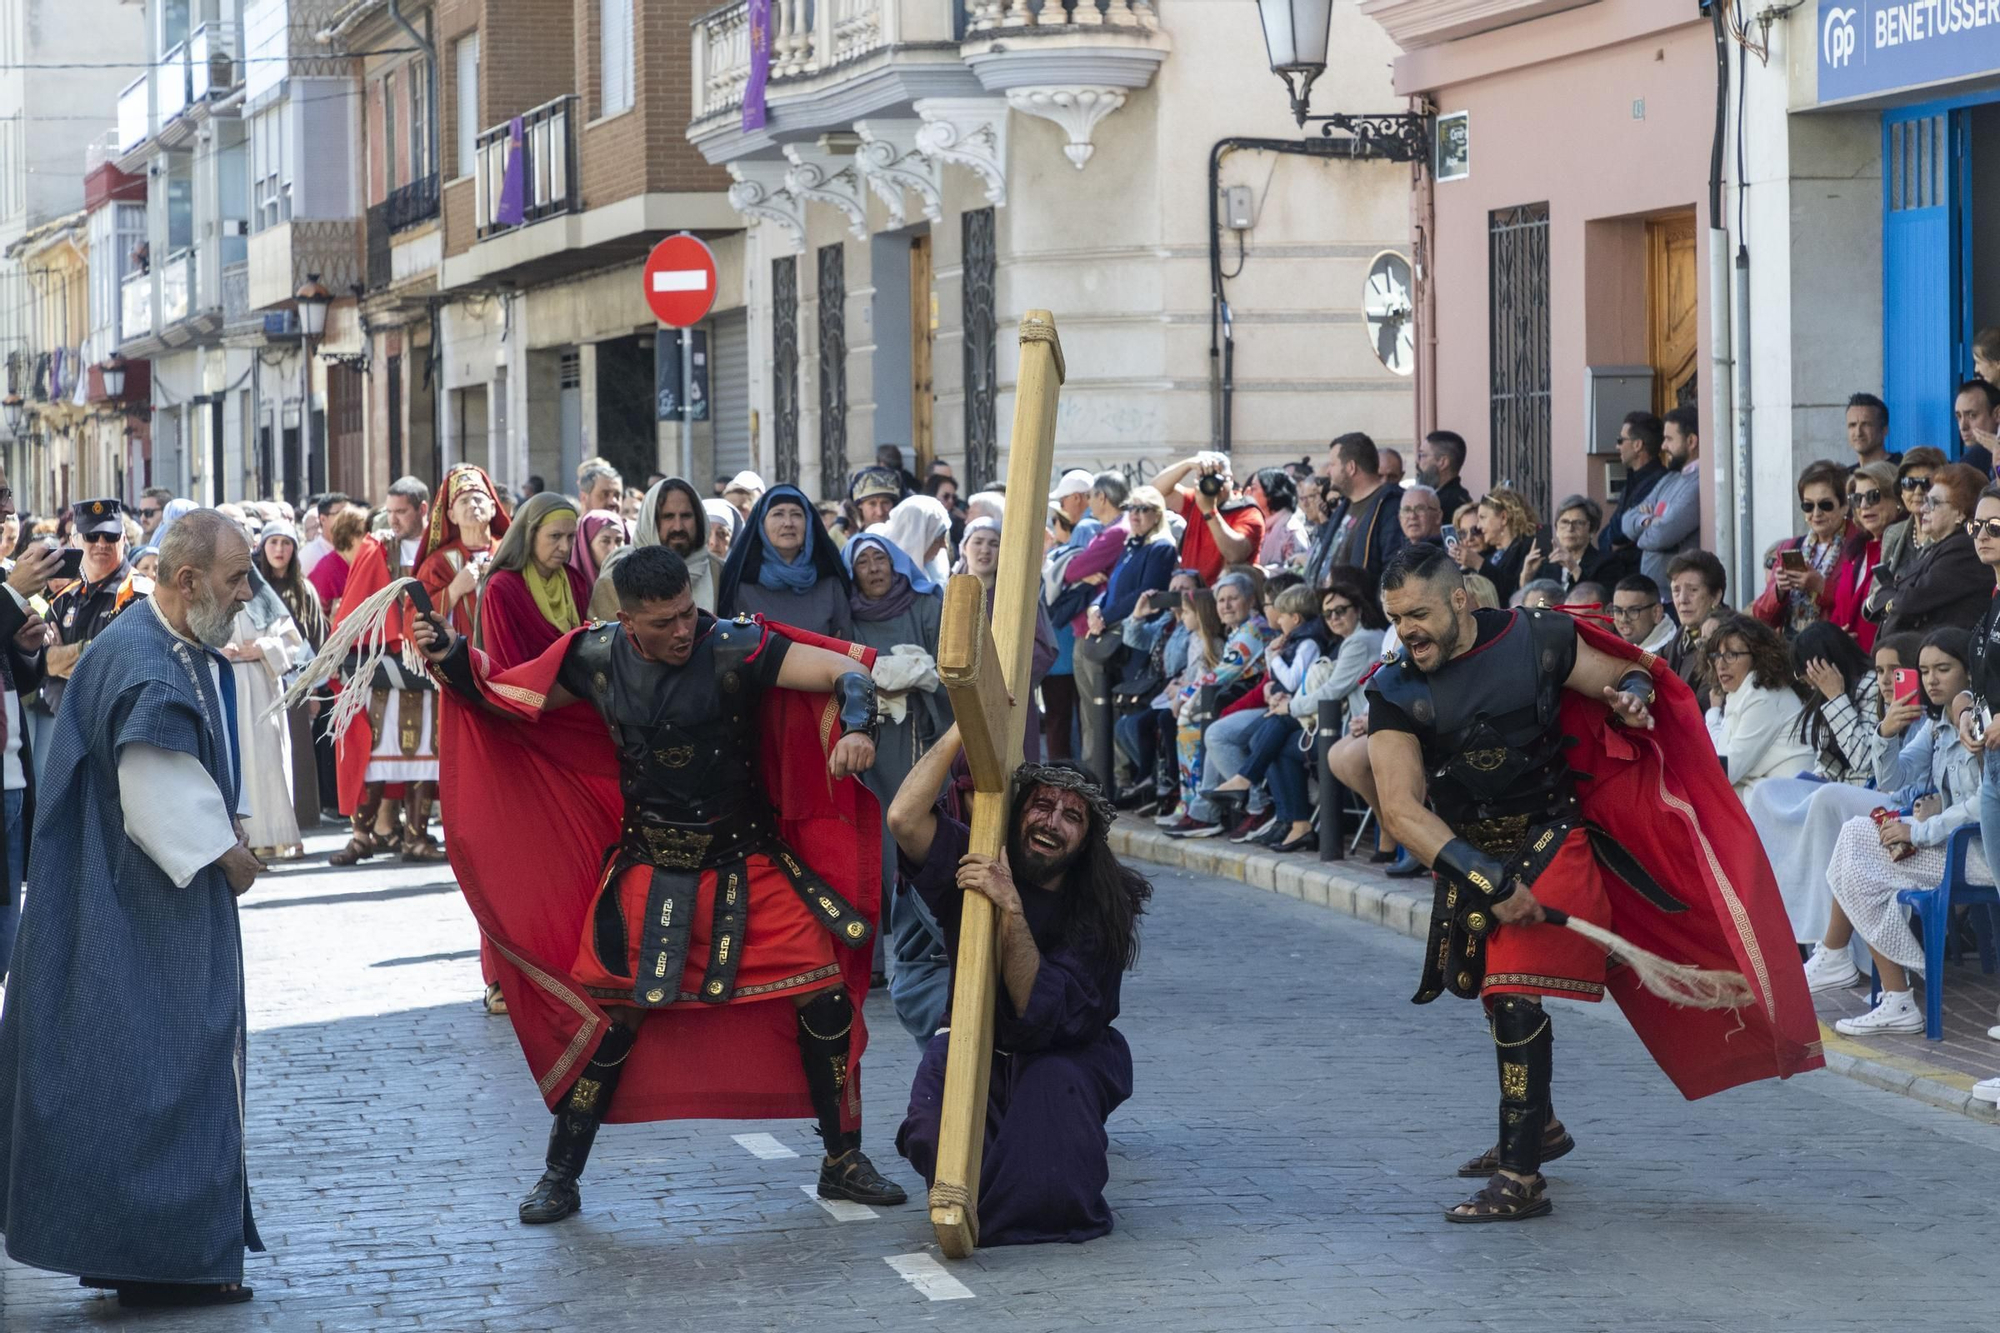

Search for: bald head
xmin=155 ymin=509 xmax=254 ymax=649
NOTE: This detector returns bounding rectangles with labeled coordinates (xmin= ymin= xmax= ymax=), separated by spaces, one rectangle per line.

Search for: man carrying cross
xmin=887 ymin=725 xmax=1151 ymax=1245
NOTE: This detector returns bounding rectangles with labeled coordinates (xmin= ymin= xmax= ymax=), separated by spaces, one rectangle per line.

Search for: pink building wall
xmin=1394 ymin=3 xmax=1715 ymax=527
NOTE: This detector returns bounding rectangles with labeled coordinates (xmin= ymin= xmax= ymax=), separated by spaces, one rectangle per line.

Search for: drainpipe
xmin=1706 ymin=5 xmax=1742 ymax=592
xmin=386 ymin=0 xmax=439 ymax=183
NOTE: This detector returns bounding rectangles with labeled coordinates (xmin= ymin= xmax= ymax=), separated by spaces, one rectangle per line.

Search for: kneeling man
xmin=888 ymin=726 xmax=1151 ymax=1245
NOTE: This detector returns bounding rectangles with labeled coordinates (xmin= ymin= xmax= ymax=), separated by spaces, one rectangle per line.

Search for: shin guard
xmin=548 ymin=1021 xmax=639 ymax=1178
xmin=795 ymin=988 xmax=856 ymax=1156
xmin=1489 ymin=995 xmax=1553 ymax=1177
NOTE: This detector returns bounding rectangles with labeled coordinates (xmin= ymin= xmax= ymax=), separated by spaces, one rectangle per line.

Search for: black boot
xmin=796 ymin=988 xmax=907 ymax=1206
xmin=1446 ymin=995 xmax=1556 ymax=1223
xmin=520 ymin=1023 xmax=637 ymax=1224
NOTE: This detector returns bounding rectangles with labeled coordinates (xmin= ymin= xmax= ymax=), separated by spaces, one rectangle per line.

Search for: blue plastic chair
xmin=1884 ymin=825 xmax=2000 ymax=1040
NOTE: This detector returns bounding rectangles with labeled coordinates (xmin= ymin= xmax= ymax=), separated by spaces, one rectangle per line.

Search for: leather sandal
xmin=1444 ymin=1172 xmax=1552 ymax=1224
xmin=1457 ymin=1119 xmax=1575 ymax=1178
xmin=817 ymin=1148 xmax=908 ymax=1206
xmin=327 ymin=830 xmax=381 ymax=867
xmin=483 ymin=983 xmax=509 ymax=1016
xmin=401 ymin=833 xmax=449 ymax=863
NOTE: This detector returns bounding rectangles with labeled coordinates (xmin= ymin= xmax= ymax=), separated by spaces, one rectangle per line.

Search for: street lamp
xmin=292 ymin=274 xmax=332 ymax=504
xmin=2 ymin=395 xmax=22 ymax=437
xmin=100 ymin=353 xmax=127 ymax=401
xmin=1250 ymin=0 xmax=1430 ymax=163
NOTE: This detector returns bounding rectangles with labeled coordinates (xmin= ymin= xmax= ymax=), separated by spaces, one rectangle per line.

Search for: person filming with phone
xmin=28 ymin=500 xmax=130 ymax=775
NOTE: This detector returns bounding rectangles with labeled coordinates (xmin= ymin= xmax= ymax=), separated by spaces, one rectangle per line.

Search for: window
xmin=454 ymin=34 xmax=479 ymax=180
xmin=250 ymin=102 xmax=292 ymax=233
xmin=599 ymin=0 xmax=633 ymax=118
xmin=409 ymin=59 xmax=432 ymax=181
xmin=385 ymin=69 xmax=400 ymax=196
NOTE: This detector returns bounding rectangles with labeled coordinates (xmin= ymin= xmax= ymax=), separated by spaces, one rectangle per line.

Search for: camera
xmin=1197 ymin=471 xmax=1227 ymax=498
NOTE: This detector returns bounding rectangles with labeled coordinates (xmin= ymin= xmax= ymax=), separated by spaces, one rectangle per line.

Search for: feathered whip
xmin=1542 ymin=908 xmax=1755 ymax=1010
xmin=267 ymin=576 xmax=426 ymax=741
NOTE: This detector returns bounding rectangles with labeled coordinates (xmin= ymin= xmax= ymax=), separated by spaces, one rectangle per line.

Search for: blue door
xmin=1883 ymin=107 xmax=1965 ymax=457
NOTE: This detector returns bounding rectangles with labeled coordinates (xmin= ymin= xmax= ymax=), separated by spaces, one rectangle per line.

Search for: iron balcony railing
xmin=386 ymin=173 xmax=440 ymax=232
xmin=475 ymin=95 xmax=579 ymax=240
xmin=365 ymin=202 xmax=393 ymax=291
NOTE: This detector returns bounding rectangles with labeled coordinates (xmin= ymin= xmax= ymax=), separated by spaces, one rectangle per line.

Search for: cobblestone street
xmin=5 ymin=828 xmax=1997 ymax=1332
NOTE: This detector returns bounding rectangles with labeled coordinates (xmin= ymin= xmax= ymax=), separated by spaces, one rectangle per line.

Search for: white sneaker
xmin=1833 ymin=990 xmax=1926 ymax=1036
xmin=1987 ymin=1025 xmax=2000 ymax=1042
xmin=1802 ymin=943 xmax=1862 ymax=993
xmin=1152 ymin=806 xmax=1185 ymax=828
xmin=1971 ymin=1076 xmax=2000 ymax=1105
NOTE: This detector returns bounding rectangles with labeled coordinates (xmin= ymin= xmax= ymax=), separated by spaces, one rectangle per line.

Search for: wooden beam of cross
xmin=928 ymin=309 xmax=1065 ymax=1258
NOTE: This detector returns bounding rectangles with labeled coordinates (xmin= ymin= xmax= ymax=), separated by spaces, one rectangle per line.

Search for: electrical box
xmin=1223 ymin=185 xmax=1255 ymax=231
xmin=1585 ymin=365 xmax=1655 ymax=456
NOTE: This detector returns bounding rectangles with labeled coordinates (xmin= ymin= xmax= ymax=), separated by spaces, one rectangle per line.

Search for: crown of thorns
xmin=1011 ymin=763 xmax=1117 ymax=832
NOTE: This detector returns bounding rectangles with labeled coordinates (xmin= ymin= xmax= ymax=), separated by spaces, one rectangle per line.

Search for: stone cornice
xmin=854 ymin=119 xmax=943 ymax=226
xmin=913 ymin=98 xmax=1009 ymax=208
xmin=726 ymin=161 xmax=806 ymax=253
xmin=783 ymin=145 xmax=872 ymax=240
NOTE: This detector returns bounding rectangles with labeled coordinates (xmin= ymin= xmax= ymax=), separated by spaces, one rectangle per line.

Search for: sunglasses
xmin=81 ymin=532 xmax=121 ymax=545
xmin=1900 ymin=475 xmax=1932 ymax=491
xmin=1325 ymin=601 xmax=1357 ymax=617
xmin=1969 ymin=519 xmax=2000 ymax=541
xmin=1800 ymin=497 xmax=1841 ymax=515
xmin=139 ymin=506 xmax=161 ymax=518
xmin=1848 ymin=489 xmax=1885 ymax=506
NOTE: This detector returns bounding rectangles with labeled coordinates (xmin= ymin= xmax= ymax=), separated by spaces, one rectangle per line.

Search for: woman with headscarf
xmin=255 ymin=521 xmax=327 ymax=832
xmin=416 ymin=464 xmax=511 ymax=638
xmin=475 ymin=493 xmax=590 ymax=670
xmin=220 ymin=565 xmax=309 ymax=859
xmin=716 ymin=483 xmax=855 ymax=637
xmin=591 ymin=479 xmax=715 ymax=621
xmin=843 ymin=532 xmax=954 ymax=1042
xmin=875 ymin=494 xmax=952 ymax=587
xmin=703 ymin=498 xmax=739 ymax=561
xmin=570 ymin=510 xmax=625 ymax=592
xmin=957 ymin=515 xmax=1059 ymax=761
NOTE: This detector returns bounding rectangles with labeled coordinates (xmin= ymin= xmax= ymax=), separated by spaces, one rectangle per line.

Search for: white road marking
xmin=801 ymin=1184 xmax=877 ymax=1221
xmin=884 ymin=1252 xmax=975 ymax=1301
xmin=652 ymin=270 xmax=711 ymax=293
xmin=733 ymin=1132 xmax=799 ymax=1160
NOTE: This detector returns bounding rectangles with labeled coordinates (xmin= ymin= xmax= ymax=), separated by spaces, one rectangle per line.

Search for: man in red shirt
xmin=1149 ymin=454 xmax=1265 ymax=585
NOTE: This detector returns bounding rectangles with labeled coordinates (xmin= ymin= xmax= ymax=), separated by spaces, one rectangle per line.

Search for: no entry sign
xmin=643 ymin=233 xmax=718 ymax=328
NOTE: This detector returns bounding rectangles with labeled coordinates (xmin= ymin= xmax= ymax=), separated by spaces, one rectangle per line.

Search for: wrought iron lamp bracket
xmin=1301 ymin=111 xmax=1430 ymax=165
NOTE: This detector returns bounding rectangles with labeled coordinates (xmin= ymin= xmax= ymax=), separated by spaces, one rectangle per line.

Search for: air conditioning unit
xmin=207 ymin=52 xmax=234 ymax=95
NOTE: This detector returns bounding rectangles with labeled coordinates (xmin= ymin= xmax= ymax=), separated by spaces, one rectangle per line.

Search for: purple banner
xmin=743 ymin=0 xmax=770 ymax=132
xmin=496 ymin=116 xmax=526 ymax=228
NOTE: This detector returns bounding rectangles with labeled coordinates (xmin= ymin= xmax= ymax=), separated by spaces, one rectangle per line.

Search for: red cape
xmin=1564 ymin=615 xmax=1824 ymax=1099
xmin=332 ymin=536 xmax=405 ymax=814
xmin=437 ymin=617 xmax=883 ymax=1124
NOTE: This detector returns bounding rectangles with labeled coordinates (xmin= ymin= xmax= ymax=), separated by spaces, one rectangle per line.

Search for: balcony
xmin=689 ymin=0 xmax=1165 ymax=171
xmin=117 ymin=75 xmax=149 ymax=155
xmin=189 ymin=21 xmax=237 ymax=102
xmin=247 ymin=218 xmax=362 ymax=312
xmin=160 ymin=251 xmax=192 ymax=327
xmin=475 ymin=96 xmax=580 ymax=240
xmin=158 ymin=42 xmax=191 ymax=128
xmin=120 ymin=268 xmax=154 ymax=346
xmin=1356 ymin=0 xmax=1599 ymax=49
xmin=386 ymin=174 xmax=440 ymax=233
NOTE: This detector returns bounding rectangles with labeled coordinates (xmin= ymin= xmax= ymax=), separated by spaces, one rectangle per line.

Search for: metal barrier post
xmin=1317 ymin=700 xmax=1347 ymax=861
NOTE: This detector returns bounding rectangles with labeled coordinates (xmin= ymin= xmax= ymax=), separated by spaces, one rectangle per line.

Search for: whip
xmin=266 ymin=576 xmax=426 ymax=740
xmin=1541 ymin=908 xmax=1754 ymax=1010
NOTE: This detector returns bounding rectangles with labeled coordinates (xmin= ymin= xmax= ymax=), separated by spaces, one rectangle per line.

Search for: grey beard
xmin=187 ymin=585 xmax=238 ymax=648
xmin=1416 ymin=467 xmax=1438 ymax=488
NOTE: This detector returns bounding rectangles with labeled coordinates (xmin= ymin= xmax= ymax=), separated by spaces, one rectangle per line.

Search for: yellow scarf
xmin=525 ymin=560 xmax=578 ymax=632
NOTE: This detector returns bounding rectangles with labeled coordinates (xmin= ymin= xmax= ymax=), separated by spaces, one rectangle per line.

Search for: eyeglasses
xmin=1800 ymin=497 xmax=1841 ymax=515
xmin=1968 ymin=519 xmax=2000 ymax=541
xmin=1554 ymin=518 xmax=1592 ymax=533
xmin=80 ymin=532 xmax=121 ymax=545
xmin=1900 ymin=475 xmax=1933 ymax=491
xmin=1712 ymin=648 xmax=1754 ymax=663
xmin=1609 ymin=602 xmax=1658 ymax=619
xmin=1325 ymin=601 xmax=1357 ymax=617
xmin=1919 ymin=497 xmax=1942 ymax=511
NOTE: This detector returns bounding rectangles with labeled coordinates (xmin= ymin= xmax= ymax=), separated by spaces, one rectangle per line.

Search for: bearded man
xmin=887 ymin=726 xmax=1153 ymax=1246
xmin=0 ymin=510 xmax=267 ymax=1309
xmin=1364 ymin=544 xmax=1820 ymax=1224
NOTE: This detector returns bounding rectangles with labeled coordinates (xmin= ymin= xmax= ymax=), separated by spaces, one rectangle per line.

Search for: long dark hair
xmin=254 ymin=526 xmax=327 ymax=646
xmin=1920 ymin=626 xmax=1972 ymax=719
xmin=1791 ymin=620 xmax=1872 ymax=762
xmin=1007 ymin=777 xmax=1153 ymax=972
xmin=1707 ymin=612 xmax=1806 ymax=702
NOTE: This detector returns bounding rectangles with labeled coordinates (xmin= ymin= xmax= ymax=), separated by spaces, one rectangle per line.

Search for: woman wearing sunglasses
xmin=1750 ymin=460 xmax=1856 ymax=643
xmin=1828 ymin=460 xmax=1903 ymax=653
xmin=1864 ymin=446 xmax=1949 ymax=621
xmin=1876 ymin=462 xmax=1990 ymax=640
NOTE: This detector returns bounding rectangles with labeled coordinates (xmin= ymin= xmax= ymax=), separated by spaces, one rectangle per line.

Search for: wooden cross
xmin=928 ymin=309 xmax=1065 ymax=1258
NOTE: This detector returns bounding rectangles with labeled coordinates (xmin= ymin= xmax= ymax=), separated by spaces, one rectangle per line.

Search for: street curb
xmin=1110 ymin=818 xmax=2000 ymax=1127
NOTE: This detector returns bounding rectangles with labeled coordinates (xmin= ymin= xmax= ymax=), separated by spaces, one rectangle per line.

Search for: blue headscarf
xmin=842 ymin=531 xmax=938 ymax=623
xmin=716 ymin=483 xmax=850 ymax=615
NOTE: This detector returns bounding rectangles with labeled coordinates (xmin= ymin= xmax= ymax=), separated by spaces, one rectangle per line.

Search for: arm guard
xmin=1615 ymin=667 xmax=1656 ymax=709
xmin=428 ymin=635 xmax=482 ymax=706
xmin=833 ymin=669 xmax=878 ymax=744
xmin=1433 ymin=837 xmax=1513 ymax=909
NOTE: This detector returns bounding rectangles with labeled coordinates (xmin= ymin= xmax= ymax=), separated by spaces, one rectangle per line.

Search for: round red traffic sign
xmin=642 ymin=233 xmax=719 ymax=328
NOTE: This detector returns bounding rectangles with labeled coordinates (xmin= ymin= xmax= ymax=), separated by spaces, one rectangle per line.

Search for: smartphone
xmin=52 ymin=547 xmax=84 ymax=581
xmin=1155 ymin=589 xmax=1185 ymax=612
xmin=1443 ymin=528 xmax=1460 ymax=555
xmin=1779 ymin=549 xmax=1808 ymax=574
xmin=1893 ymin=667 xmax=1921 ymax=708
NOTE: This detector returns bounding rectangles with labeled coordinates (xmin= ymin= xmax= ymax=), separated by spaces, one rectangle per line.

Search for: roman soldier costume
xmin=1366 ymin=607 xmax=1822 ymax=1221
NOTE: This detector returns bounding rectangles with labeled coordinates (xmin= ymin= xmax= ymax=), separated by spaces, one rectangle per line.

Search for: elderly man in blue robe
xmin=0 ymin=508 xmax=266 ymax=1309
xmin=887 ymin=725 xmax=1153 ymax=1246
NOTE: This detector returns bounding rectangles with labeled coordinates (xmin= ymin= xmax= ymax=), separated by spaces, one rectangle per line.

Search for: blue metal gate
xmin=1882 ymin=106 xmax=1964 ymax=457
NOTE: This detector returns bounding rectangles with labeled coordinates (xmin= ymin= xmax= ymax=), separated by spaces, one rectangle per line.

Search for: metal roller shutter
xmin=710 ymin=309 xmax=751 ymax=478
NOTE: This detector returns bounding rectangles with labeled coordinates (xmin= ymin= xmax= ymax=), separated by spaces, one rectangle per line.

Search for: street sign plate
xmin=643 ymin=234 xmax=719 ymax=328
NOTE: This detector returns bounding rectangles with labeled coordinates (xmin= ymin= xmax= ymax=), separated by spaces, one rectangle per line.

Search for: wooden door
xmin=1647 ymin=213 xmax=1699 ymax=414
xmin=910 ymin=233 xmax=934 ymax=470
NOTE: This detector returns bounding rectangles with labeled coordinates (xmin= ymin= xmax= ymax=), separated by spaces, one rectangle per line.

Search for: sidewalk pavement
xmin=1108 ymin=816 xmax=2000 ymax=1124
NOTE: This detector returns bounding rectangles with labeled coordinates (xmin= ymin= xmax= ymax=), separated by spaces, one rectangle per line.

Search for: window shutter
xmin=455 ymin=34 xmax=479 ymax=180
xmin=600 ymin=0 xmax=633 ymax=117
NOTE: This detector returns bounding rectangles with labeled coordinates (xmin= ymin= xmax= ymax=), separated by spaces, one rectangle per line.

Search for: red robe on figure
xmin=434 ymin=618 xmax=882 ymax=1125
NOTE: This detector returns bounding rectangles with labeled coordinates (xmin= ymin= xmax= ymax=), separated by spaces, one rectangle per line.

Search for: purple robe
xmin=894 ymin=816 xmax=1131 ymax=1246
